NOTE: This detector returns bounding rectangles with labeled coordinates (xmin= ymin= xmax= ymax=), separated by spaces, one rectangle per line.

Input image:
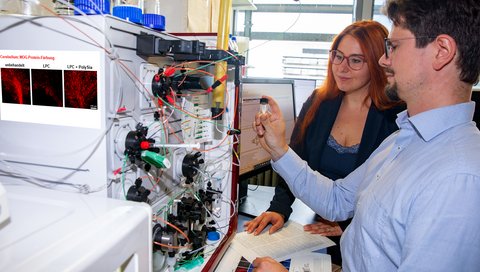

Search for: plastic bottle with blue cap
xmin=142 ymin=0 xmax=165 ymax=31
xmin=207 ymin=230 xmax=220 ymax=243
xmin=228 ymin=34 xmax=239 ymax=53
xmin=113 ymin=0 xmax=143 ymax=24
xmin=231 ymin=36 xmax=239 ymax=53
xmin=74 ymin=0 xmax=110 ymax=15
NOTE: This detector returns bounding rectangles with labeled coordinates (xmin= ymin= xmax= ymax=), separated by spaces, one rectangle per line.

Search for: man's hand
xmin=253 ymin=96 xmax=289 ymax=161
xmin=244 ymin=211 xmax=285 ymax=235
xmin=252 ymin=257 xmax=288 ymax=272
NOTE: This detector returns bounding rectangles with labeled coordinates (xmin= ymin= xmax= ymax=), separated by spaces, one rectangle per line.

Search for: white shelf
xmin=233 ymin=0 xmax=257 ymax=10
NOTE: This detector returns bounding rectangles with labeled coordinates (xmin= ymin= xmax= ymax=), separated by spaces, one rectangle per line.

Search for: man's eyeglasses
xmin=329 ymin=50 xmax=366 ymax=71
xmin=384 ymin=36 xmax=436 ymax=59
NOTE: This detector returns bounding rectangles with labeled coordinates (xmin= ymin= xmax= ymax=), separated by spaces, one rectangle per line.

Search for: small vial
xmin=259 ymin=97 xmax=269 ymax=114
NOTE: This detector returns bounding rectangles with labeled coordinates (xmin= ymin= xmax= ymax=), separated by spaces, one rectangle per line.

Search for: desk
xmin=215 ymin=185 xmax=342 ymax=271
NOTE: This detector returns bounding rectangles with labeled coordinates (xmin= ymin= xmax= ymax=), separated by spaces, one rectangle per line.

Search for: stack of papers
xmin=231 ymin=221 xmax=335 ymax=264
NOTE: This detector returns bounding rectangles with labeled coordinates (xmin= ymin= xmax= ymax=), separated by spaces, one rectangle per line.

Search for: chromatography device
xmin=0 ymin=13 xmax=243 ymax=272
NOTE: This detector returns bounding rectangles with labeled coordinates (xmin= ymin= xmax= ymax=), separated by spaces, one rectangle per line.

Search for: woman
xmin=244 ymin=20 xmax=404 ymax=266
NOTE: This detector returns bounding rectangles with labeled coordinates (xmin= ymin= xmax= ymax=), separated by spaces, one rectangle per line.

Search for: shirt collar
xmin=396 ymin=102 xmax=475 ymax=142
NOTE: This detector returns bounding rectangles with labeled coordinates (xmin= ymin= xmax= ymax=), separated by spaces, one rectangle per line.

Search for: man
xmin=251 ymin=0 xmax=480 ymax=271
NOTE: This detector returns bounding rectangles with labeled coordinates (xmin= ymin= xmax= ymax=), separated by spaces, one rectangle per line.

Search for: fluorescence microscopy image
xmin=32 ymin=69 xmax=63 ymax=107
xmin=1 ymin=68 xmax=32 ymax=105
xmin=64 ymin=70 xmax=98 ymax=110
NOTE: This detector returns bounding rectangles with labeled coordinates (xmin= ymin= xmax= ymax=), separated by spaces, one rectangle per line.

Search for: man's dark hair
xmin=384 ymin=0 xmax=480 ymax=85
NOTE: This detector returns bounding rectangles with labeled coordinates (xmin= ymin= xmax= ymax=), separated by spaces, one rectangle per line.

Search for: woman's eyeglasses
xmin=329 ymin=50 xmax=366 ymax=71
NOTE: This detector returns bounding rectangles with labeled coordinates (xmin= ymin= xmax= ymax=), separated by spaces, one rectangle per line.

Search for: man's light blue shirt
xmin=272 ymin=102 xmax=480 ymax=271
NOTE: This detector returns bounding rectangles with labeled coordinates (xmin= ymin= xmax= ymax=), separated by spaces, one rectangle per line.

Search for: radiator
xmin=245 ymin=169 xmax=279 ymax=187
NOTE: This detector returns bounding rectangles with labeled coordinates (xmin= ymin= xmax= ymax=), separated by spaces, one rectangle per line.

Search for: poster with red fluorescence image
xmin=64 ymin=70 xmax=98 ymax=110
xmin=1 ymin=68 xmax=31 ymax=105
xmin=32 ymin=69 xmax=63 ymax=107
xmin=0 ymin=50 xmax=100 ymax=128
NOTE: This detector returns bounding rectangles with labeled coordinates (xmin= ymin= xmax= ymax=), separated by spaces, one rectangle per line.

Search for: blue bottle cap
xmin=207 ymin=231 xmax=220 ymax=241
xmin=143 ymin=14 xmax=166 ymax=31
xmin=74 ymin=0 xmax=110 ymax=15
xmin=113 ymin=5 xmax=143 ymax=24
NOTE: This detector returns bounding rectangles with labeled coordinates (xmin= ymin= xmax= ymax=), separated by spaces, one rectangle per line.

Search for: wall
xmin=159 ymin=0 xmax=221 ymax=33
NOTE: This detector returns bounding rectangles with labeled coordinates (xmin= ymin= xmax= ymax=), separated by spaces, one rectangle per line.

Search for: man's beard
xmin=385 ymin=82 xmax=400 ymax=102
xmin=384 ymin=68 xmax=401 ymax=102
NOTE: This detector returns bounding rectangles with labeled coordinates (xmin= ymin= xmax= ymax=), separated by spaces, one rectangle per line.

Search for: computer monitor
xmin=239 ymin=78 xmax=296 ymax=176
xmin=293 ymin=79 xmax=317 ymax=117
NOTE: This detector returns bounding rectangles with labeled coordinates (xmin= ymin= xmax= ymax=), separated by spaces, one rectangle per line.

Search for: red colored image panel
xmin=1 ymin=68 xmax=31 ymax=105
xmin=31 ymin=69 xmax=63 ymax=107
xmin=64 ymin=70 xmax=98 ymax=110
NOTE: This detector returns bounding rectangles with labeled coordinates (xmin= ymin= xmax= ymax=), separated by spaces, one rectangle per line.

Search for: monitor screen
xmin=293 ymin=79 xmax=317 ymax=117
xmin=239 ymin=78 xmax=295 ymax=176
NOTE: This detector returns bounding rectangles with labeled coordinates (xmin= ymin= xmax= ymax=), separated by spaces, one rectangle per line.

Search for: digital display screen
xmin=239 ymin=78 xmax=296 ymax=175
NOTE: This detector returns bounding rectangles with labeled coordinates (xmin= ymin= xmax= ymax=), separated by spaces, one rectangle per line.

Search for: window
xmin=234 ymin=1 xmax=355 ymax=80
xmin=373 ymin=0 xmax=392 ymax=30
